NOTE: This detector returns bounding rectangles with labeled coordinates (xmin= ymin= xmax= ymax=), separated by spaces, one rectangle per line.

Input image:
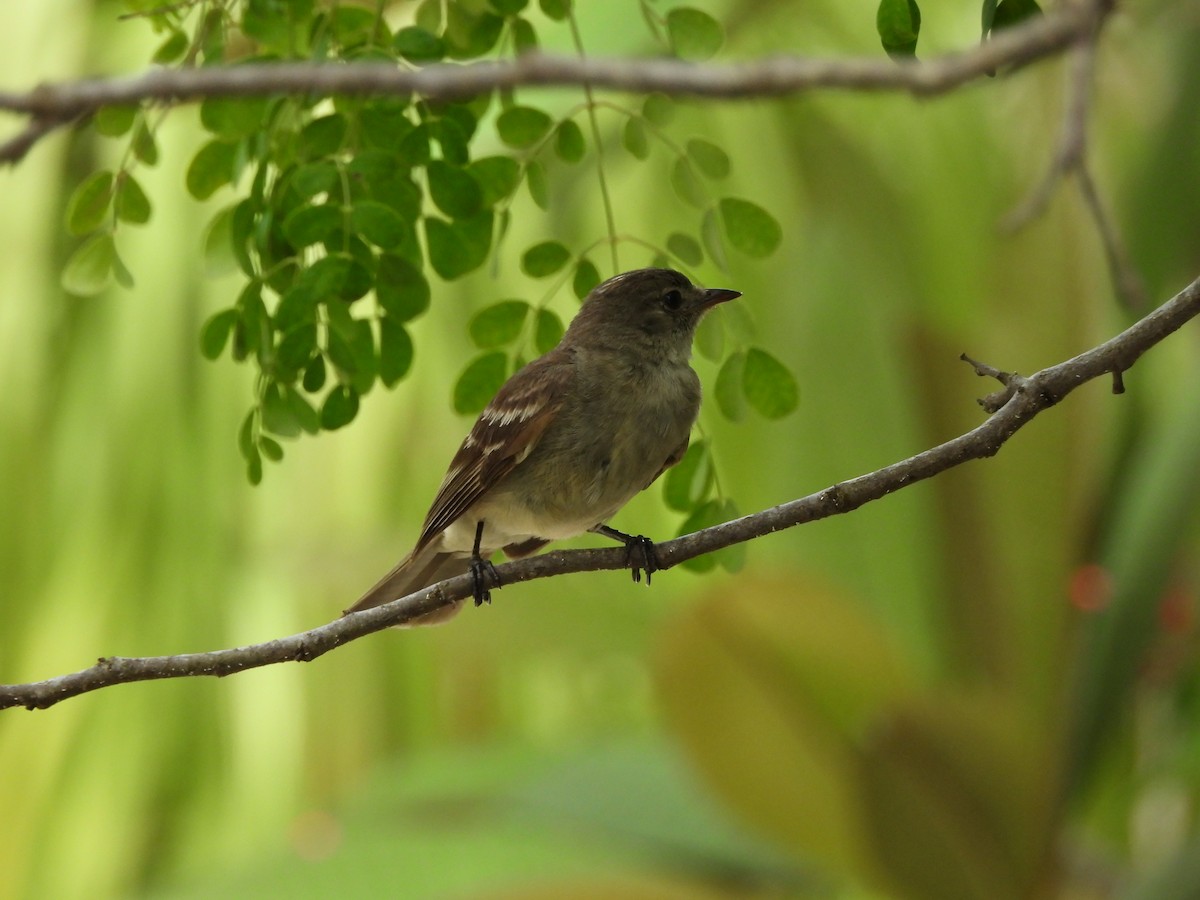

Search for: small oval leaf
xmin=454 ymin=352 xmax=508 ymax=414
xmin=719 ymin=197 xmax=782 ymax=259
xmin=742 ymin=347 xmax=799 ymax=419
xmin=470 ymin=300 xmax=530 ymax=348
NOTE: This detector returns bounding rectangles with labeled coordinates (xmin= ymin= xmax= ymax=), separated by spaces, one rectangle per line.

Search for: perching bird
xmin=344 ymin=267 xmax=740 ymax=625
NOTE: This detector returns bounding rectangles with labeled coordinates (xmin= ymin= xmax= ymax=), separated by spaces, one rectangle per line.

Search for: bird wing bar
xmin=416 ymin=352 xmax=571 ymax=550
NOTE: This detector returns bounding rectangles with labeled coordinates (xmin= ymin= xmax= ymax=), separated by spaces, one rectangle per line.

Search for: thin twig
xmin=0 ymin=5 xmax=1093 ymax=166
xmin=3 ymin=271 xmax=1199 ymax=711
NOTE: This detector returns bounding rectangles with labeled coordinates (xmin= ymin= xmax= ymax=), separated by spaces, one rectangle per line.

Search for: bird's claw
xmin=624 ymin=535 xmax=661 ymax=585
xmin=469 ymin=557 xmax=501 ymax=606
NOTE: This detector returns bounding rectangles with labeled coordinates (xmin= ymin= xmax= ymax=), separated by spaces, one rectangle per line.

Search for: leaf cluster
xmin=64 ymin=0 xmax=796 ymax=501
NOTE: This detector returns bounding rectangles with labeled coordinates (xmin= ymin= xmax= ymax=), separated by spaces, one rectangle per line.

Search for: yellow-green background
xmin=2 ymin=1 xmax=1199 ymax=898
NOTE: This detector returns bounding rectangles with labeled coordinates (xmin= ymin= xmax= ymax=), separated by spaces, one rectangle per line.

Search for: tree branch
xmin=0 ymin=6 xmax=1094 ymax=163
xmin=4 ymin=271 xmax=1198 ymax=712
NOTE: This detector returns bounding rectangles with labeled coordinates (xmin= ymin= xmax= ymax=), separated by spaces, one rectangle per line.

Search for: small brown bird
xmin=344 ymin=267 xmax=740 ymax=625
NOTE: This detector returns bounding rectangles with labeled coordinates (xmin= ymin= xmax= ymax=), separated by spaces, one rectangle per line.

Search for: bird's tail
xmin=343 ymin=543 xmax=473 ymax=626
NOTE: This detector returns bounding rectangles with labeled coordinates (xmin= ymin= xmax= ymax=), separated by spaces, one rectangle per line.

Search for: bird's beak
xmin=701 ymin=287 xmax=741 ymax=308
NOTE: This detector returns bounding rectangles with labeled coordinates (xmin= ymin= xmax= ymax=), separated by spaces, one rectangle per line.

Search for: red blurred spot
xmin=1159 ymin=588 xmax=1194 ymax=634
xmin=1069 ymin=563 xmax=1113 ymax=612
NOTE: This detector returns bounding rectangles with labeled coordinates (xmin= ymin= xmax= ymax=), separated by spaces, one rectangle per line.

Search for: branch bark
xmin=0 ymin=6 xmax=1095 ymax=162
xmin=4 ymin=271 xmax=1198 ymax=712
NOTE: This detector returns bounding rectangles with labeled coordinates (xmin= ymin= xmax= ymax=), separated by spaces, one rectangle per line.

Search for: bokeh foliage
xmin=2 ymin=0 xmax=1200 ymax=899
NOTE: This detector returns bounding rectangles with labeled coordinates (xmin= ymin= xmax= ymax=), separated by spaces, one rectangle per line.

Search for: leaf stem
xmin=567 ymin=11 xmax=619 ymax=274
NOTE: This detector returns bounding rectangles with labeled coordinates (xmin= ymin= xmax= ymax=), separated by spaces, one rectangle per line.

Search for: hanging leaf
xmin=454 ymin=352 xmax=508 ymax=413
xmin=742 ymin=347 xmax=799 ymax=419
xmin=470 ymin=301 xmax=531 ymax=348
xmin=666 ymin=8 xmax=724 ymax=61
xmin=521 ymin=240 xmax=571 ymax=277
xmin=877 ymin=0 xmax=921 ymax=59
xmin=66 ymin=171 xmax=115 ymax=235
xmin=719 ymin=197 xmax=782 ymax=258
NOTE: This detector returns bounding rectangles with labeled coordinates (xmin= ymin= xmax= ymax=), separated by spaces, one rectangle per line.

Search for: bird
xmin=344 ymin=267 xmax=741 ymax=625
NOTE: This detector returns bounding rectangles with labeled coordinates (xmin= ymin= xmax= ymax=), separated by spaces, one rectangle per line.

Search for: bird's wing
xmin=645 ymin=436 xmax=691 ymax=490
xmin=416 ymin=349 xmax=572 ymax=550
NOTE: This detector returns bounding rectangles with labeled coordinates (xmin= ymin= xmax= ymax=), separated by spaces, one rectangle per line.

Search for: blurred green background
xmin=3 ymin=1 xmax=1200 ymax=898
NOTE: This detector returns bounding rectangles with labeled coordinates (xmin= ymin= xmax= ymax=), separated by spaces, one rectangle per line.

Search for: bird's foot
xmin=592 ymin=524 xmax=661 ymax=585
xmin=469 ymin=556 xmax=501 ymax=606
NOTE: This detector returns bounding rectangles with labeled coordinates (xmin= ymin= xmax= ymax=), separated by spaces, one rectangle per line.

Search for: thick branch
xmin=0 ymin=8 xmax=1088 ymax=123
xmin=4 ymin=272 xmax=1199 ymax=712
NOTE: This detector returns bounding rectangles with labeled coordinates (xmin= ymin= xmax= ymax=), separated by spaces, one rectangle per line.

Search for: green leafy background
xmin=2 ymin=1 xmax=1200 ymax=899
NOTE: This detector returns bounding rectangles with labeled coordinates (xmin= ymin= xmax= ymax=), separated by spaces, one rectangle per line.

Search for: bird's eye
xmin=662 ymin=289 xmax=683 ymax=310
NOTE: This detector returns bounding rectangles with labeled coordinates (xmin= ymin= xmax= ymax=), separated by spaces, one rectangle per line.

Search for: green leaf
xmin=555 ymin=119 xmax=586 ymax=163
xmin=200 ymin=308 xmax=238 ymax=360
xmin=991 ymin=0 xmax=1041 ymax=32
xmin=201 ymin=96 xmax=271 ymax=139
xmin=687 ymin=139 xmax=731 ymax=179
xmin=622 ymin=117 xmax=649 ymax=160
xmin=326 ymin=327 xmax=357 ymax=377
xmin=715 ymin=351 xmax=747 ymax=421
xmin=290 ymin=161 xmax=339 ymax=199
xmin=246 ymin=452 xmax=263 ymax=485
xmin=152 ymin=29 xmax=189 ymax=64
xmin=132 ymin=120 xmax=158 ymax=165
xmin=416 ymin=0 xmax=442 ymax=31
xmin=667 ymin=232 xmax=703 ymax=267
xmin=376 ymin=254 xmax=431 ymax=320
xmin=283 ymin=203 xmax=343 ymax=248
xmin=695 ymin=312 xmax=724 ymax=362
xmin=61 ymin=234 xmax=115 ymax=296
xmin=877 ymin=0 xmax=921 ymax=59
xmin=296 ymin=253 xmax=372 ymax=302
xmin=262 ymin=381 xmax=302 ymax=438
xmin=94 ymin=106 xmax=136 ymax=137
xmin=302 ymin=355 xmax=327 ymax=392
xmin=526 ymin=160 xmax=549 ymax=209
xmin=512 ymin=16 xmax=538 ymax=53
xmin=743 ymin=347 xmax=798 ymax=419
xmin=379 ymin=317 xmax=414 ymax=387
xmin=393 ymin=25 xmax=444 ymax=61
xmin=701 ymin=208 xmax=729 ymax=272
xmin=671 ymin=158 xmax=707 ymax=209
xmin=275 ymin=283 xmax=319 ymax=332
xmin=321 ymin=385 xmax=360 ymax=430
xmin=981 ymin=0 xmax=998 ymax=33
xmin=469 ymin=156 xmax=521 ymax=206
xmin=534 ymin=308 xmax=564 ymax=354
xmin=444 ymin=7 xmax=503 ymax=57
xmin=360 ymin=102 xmax=414 ymax=150
xmin=496 ymin=106 xmax=553 ymax=149
xmin=666 ymin=7 xmax=724 ymax=61
xmin=470 ymin=300 xmax=530 ymax=348
xmin=572 ymin=258 xmax=601 ymax=299
xmin=186 ymin=140 xmax=236 ymax=200
xmin=426 ymin=160 xmax=483 ymax=219
xmin=350 ymin=201 xmax=408 ymax=248
xmin=66 ymin=171 xmax=114 ymax=235
xmin=286 ymin=385 xmax=320 ymax=434
xmin=719 ymin=197 xmax=782 ymax=259
xmin=346 ymin=317 xmax=380 ymax=394
xmin=490 ymin=0 xmax=527 ymax=13
xmin=276 ymin=323 xmax=317 ymax=379
xmin=538 ymin=0 xmax=571 ymax=21
xmin=664 ymin=440 xmax=713 ymax=513
xmin=677 ymin=500 xmax=725 ymax=572
xmin=522 ymin=241 xmax=571 ymax=277
xmin=643 ymin=93 xmax=675 ymax=127
xmin=424 ymin=211 xmax=493 ymax=280
xmin=204 ymin=207 xmax=240 ymax=277
xmin=259 ymin=435 xmax=284 ymax=462
xmin=298 ymin=114 xmax=347 ymax=161
xmin=454 ymin=352 xmax=508 ymax=414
